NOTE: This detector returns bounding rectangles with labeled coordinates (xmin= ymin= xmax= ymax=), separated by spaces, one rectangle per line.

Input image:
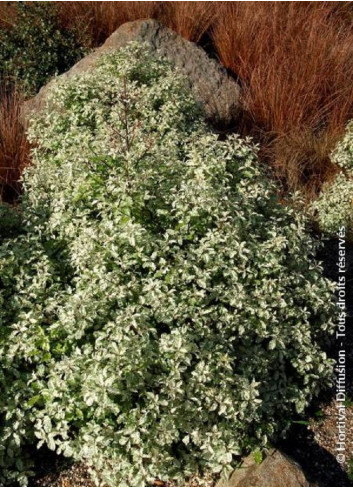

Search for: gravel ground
xmin=33 ymin=461 xmax=208 ymax=487
xmin=279 ymin=374 xmax=353 ymax=487
xmin=33 ymin=463 xmax=95 ymax=487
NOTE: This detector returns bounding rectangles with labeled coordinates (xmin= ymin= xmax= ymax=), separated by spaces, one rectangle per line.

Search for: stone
xmin=23 ymin=19 xmax=241 ymax=126
xmin=216 ymin=449 xmax=309 ymax=487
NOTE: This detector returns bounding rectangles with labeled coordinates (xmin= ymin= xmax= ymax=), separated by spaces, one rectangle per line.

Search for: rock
xmin=23 ymin=19 xmax=241 ymax=126
xmin=216 ymin=449 xmax=309 ymax=487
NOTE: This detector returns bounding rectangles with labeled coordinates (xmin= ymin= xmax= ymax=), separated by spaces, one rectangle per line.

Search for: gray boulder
xmin=217 ymin=449 xmax=309 ymax=487
xmin=23 ymin=19 xmax=241 ymax=126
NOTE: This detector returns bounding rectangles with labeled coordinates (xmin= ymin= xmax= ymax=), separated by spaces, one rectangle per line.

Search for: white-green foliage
xmin=0 ymin=44 xmax=336 ymax=486
xmin=332 ymin=121 xmax=353 ymax=173
xmin=313 ymin=121 xmax=353 ymax=239
xmin=312 ymin=173 xmax=353 ymax=239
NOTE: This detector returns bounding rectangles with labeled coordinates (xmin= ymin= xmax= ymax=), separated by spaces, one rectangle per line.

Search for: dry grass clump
xmin=212 ymin=3 xmax=353 ymax=133
xmin=0 ymin=2 xmax=18 ymax=29
xmin=0 ymin=87 xmax=30 ymax=202
xmin=267 ymin=129 xmax=341 ymax=198
xmin=57 ymin=2 xmax=215 ymax=46
xmin=57 ymin=1 xmax=161 ymax=47
xmin=212 ymin=2 xmax=353 ymax=193
xmin=159 ymin=2 xmax=215 ymax=42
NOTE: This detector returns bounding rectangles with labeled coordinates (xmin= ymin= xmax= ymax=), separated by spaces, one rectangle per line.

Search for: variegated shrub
xmin=0 ymin=44 xmax=336 ymax=486
xmin=312 ymin=121 xmax=353 ymax=240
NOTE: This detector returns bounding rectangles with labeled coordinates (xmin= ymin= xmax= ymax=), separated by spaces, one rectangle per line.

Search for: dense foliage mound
xmin=0 ymin=2 xmax=85 ymax=96
xmin=0 ymin=44 xmax=336 ymax=486
xmin=313 ymin=121 xmax=353 ymax=240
